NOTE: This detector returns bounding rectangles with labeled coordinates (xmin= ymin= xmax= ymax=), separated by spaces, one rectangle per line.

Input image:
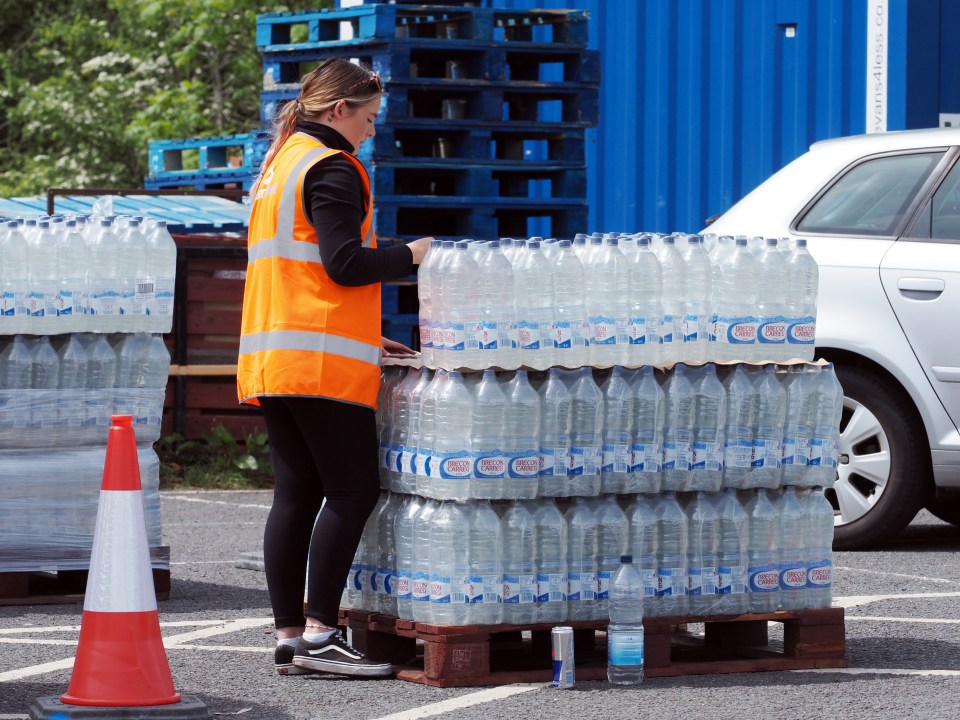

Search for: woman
xmin=237 ymin=58 xmax=431 ymax=678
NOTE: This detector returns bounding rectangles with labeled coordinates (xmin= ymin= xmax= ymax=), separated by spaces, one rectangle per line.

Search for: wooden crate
xmin=0 ymin=546 xmax=172 ymax=606
xmin=342 ymin=607 xmax=846 ymax=687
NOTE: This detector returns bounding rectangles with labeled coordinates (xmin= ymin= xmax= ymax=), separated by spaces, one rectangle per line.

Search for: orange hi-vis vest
xmin=237 ymin=132 xmax=381 ymax=409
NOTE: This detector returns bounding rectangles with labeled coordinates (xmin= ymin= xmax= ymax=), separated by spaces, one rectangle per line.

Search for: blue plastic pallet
xmin=262 ymin=42 xmax=600 ymax=88
xmin=261 ymin=82 xmax=598 ymax=127
xmin=144 ymin=170 xmax=255 ymax=192
xmin=148 ymin=133 xmax=268 ymax=177
xmin=368 ymin=161 xmax=586 ymax=201
xmin=256 ymin=6 xmax=588 ymax=53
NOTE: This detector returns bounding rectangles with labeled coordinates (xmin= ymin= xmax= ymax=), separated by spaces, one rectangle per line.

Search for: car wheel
xmin=924 ymin=500 xmax=960 ymax=527
xmin=828 ymin=365 xmax=932 ymax=549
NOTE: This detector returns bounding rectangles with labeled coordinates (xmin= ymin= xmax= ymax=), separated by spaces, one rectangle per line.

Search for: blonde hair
xmin=252 ymin=59 xmax=382 ymax=196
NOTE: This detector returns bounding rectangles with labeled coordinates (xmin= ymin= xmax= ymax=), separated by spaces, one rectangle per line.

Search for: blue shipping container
xmin=444 ymin=0 xmax=956 ymax=234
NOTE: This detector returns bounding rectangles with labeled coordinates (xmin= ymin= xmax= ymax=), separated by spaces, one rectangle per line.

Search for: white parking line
xmin=835 ymin=565 xmax=957 ymax=584
xmin=835 ymin=591 xmax=960 ymax=608
xmin=845 ymin=615 xmax=960 ymax=624
xmin=367 ymin=684 xmax=548 ymax=720
xmin=796 ymin=667 xmax=960 ymax=677
xmin=163 ymin=494 xmax=272 ymax=510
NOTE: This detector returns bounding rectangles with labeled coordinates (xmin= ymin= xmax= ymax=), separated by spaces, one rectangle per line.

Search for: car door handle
xmin=897 ymin=277 xmax=945 ymax=300
xmin=933 ymin=366 xmax=960 ymax=383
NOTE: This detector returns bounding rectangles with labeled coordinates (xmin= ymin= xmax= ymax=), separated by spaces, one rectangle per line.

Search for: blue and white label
xmin=787 ymin=317 xmax=816 ymax=345
xmin=725 ymin=439 xmax=754 ymax=469
xmin=444 ymin=322 xmax=465 ymax=352
xmin=480 ymin=320 xmax=499 ymax=351
xmin=601 ymin=443 xmax=630 ymax=474
xmin=640 ymin=566 xmax=658 ymax=598
xmin=91 ymin=290 xmax=120 ymax=316
xmin=376 ymin=566 xmax=394 ymax=597
xmin=517 ymin=320 xmax=540 ymax=350
xmin=630 ymin=442 xmax=661 ymax=473
xmin=535 ymin=572 xmax=566 ymax=603
xmin=628 ymin=315 xmax=656 ymax=345
xmin=502 ymin=573 xmax=535 ymax=604
xmin=553 ymin=319 xmax=573 ymax=349
xmin=411 ymin=572 xmax=430 ymax=603
xmin=608 ymin=629 xmax=644 ymax=666
xmin=596 ymin=570 xmax=613 ymax=600
xmin=474 ymin=453 xmax=506 ymax=479
xmin=590 ymin=315 xmax=618 ymax=345
xmin=807 ymin=558 xmax=832 ymax=589
xmin=429 ymin=573 xmax=452 ymax=604
xmin=748 ymin=563 xmax=780 ymax=593
xmin=686 ymin=566 xmax=702 ymax=596
xmin=757 ymin=316 xmax=787 ymax=344
xmin=662 ymin=440 xmax=678 ymax=470
xmin=717 ymin=564 xmax=746 ymax=595
xmin=395 ymin=568 xmax=411 ymax=600
xmin=507 ymin=452 xmax=540 ymax=478
xmin=432 ymin=451 xmax=473 ymax=480
xmin=780 ymin=560 xmax=807 ymax=590
xmin=540 ymin=446 xmax=570 ymax=476
xmin=715 ymin=315 xmax=757 ymax=345
xmin=657 ymin=566 xmax=681 ymax=597
xmin=691 ymin=441 xmax=721 ymax=472
xmin=567 ymin=572 xmax=596 ymax=602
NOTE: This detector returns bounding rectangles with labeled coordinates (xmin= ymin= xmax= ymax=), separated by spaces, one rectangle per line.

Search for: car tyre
xmin=924 ymin=500 xmax=960 ymax=527
xmin=831 ymin=364 xmax=932 ymax=550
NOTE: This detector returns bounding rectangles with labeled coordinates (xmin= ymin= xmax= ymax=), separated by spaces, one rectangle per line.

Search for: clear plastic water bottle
xmin=654 ymin=491 xmax=688 ymax=616
xmin=657 ymin=235 xmax=686 ymax=364
xmin=27 ymin=220 xmax=59 ymax=334
xmin=500 ymin=499 xmax=537 ymax=624
xmin=806 ymin=363 xmax=843 ymax=488
xmin=595 ymin=494 xmax=628 ymax=621
xmin=417 ymin=239 xmax=441 ymax=367
xmin=416 ymin=370 xmax=447 ymax=497
xmin=685 ymin=491 xmax=720 ymax=616
xmin=778 ymin=485 xmax=807 ymax=610
xmin=600 ymin=366 xmax=633 ymax=495
xmin=756 ymin=238 xmax=789 ymax=361
xmin=88 ymin=219 xmax=123 ymax=332
xmin=147 ymin=220 xmax=177 ymax=333
xmin=430 ymin=500 xmax=470 ymax=625
xmin=552 ymin=239 xmax=589 ymax=369
xmin=754 ymin=364 xmax=786 ymax=489
xmin=587 ymin=237 xmax=630 ymax=367
xmin=360 ymin=491 xmax=387 ymax=612
xmin=715 ymin=237 xmax=759 ymax=361
xmin=119 ymin=219 xmax=150 ymax=332
xmin=662 ymin=364 xmax=695 ymax=492
xmin=389 ymin=367 xmax=421 ymax=492
xmin=472 ymin=369 xmax=508 ymax=499
xmin=1 ymin=221 xmax=30 ymax=334
xmin=539 ymin=367 xmax=572 ymax=498
xmin=625 ymin=494 xmax=659 ymax=616
xmin=432 ymin=370 xmax=474 ymax=500
xmin=376 ymin=491 xmax=404 ymax=617
xmin=715 ymin=488 xmax=749 ymax=614
xmin=57 ymin=220 xmax=89 ymax=333
xmin=27 ymin=336 xmax=59 ymax=439
xmin=804 ymin=486 xmax=834 ymax=609
xmin=403 ymin=369 xmax=431 ymax=495
xmin=781 ymin=364 xmax=814 ymax=486
xmin=378 ymin=366 xmax=405 ymax=489
xmin=84 ymin=334 xmax=117 ymax=443
xmin=785 ymin=239 xmax=818 ymax=361
xmin=682 ymin=235 xmax=712 ymax=362
xmin=569 ymin=367 xmax=603 ymax=497
xmin=477 ymin=240 xmax=518 ymax=369
xmin=629 ymin=366 xmax=663 ymax=494
xmin=56 ymin=334 xmax=89 ymax=445
xmin=565 ymin=496 xmax=599 ymax=621
xmin=114 ymin=333 xmax=150 ymax=426
xmin=626 ymin=235 xmax=662 ymax=366
xmin=690 ymin=364 xmax=725 ymax=492
xmin=430 ymin=241 xmax=457 ymax=367
xmin=444 ymin=243 xmax=482 ymax=369
xmin=503 ymin=370 xmax=541 ymax=500
xmin=745 ymin=488 xmax=781 ymax=612
xmin=513 ymin=240 xmax=554 ymax=370
xmin=467 ymin=499 xmax=503 ymax=625
xmin=411 ymin=498 xmax=440 ymax=622
xmin=722 ymin=364 xmax=758 ymax=489
xmin=607 ymin=555 xmax=645 ymax=685
xmin=394 ymin=494 xmax=424 ymax=620
xmin=532 ymin=497 xmax=568 ymax=623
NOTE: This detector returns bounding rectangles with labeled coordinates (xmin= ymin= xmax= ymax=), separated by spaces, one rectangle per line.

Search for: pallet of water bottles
xmin=341 ymin=607 xmax=846 ymax=686
xmin=256 ymin=5 xmax=590 ymax=54
xmin=262 ymin=41 xmax=600 ymax=91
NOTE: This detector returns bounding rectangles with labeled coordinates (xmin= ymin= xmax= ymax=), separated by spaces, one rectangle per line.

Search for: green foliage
xmin=157 ymin=423 xmax=274 ymax=490
xmin=0 ymin=0 xmax=331 ymax=196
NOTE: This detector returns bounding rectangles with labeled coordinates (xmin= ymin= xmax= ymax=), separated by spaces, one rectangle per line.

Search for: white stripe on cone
xmin=84 ymin=490 xmax=157 ymax=613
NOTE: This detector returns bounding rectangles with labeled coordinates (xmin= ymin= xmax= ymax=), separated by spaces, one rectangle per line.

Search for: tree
xmin=0 ymin=0 xmax=329 ymax=196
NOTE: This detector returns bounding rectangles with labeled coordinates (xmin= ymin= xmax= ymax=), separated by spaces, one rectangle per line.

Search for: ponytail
xmin=251 ymin=100 xmax=300 ymax=197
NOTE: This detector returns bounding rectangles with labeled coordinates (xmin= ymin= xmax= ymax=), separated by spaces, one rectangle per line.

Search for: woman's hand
xmin=407 ymin=237 xmax=434 ymax=265
xmin=381 ymin=336 xmax=418 ymax=357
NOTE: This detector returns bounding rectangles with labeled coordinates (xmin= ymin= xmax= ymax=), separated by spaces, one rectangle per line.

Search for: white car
xmin=706 ymin=127 xmax=960 ymax=549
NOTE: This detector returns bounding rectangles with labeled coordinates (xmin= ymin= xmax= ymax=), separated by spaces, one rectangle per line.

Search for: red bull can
xmin=551 ymin=626 xmax=575 ymax=688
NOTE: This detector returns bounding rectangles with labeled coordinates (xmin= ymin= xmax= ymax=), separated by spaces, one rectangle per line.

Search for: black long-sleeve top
xmin=296 ymin=120 xmax=413 ymax=286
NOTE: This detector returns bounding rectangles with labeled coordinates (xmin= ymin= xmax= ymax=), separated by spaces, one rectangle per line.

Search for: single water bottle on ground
xmin=607 ymin=555 xmax=645 ymax=685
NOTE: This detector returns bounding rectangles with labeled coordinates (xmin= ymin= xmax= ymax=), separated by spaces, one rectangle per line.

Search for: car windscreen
xmin=796 ymin=151 xmax=944 ymax=236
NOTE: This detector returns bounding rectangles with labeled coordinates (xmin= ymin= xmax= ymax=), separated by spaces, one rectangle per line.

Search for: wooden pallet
xmin=0 ymin=546 xmax=171 ymax=606
xmin=341 ymin=607 xmax=846 ymax=687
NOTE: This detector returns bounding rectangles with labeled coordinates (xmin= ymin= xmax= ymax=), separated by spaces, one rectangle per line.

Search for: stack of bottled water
xmin=344 ymin=485 xmax=835 ymax=625
xmin=417 ymin=232 xmax=819 ymax=370
xmin=377 ymin=362 xmax=843 ymax=500
xmin=0 ymin=215 xmax=177 ymax=334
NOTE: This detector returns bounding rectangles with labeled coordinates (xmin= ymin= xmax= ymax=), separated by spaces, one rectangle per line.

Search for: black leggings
xmin=259 ymin=396 xmax=381 ymax=629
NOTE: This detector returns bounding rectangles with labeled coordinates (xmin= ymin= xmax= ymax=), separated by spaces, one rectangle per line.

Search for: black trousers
xmin=259 ymin=395 xmax=381 ymax=629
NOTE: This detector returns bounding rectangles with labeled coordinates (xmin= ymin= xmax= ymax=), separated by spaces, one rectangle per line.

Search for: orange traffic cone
xmin=30 ymin=416 xmax=210 ymax=719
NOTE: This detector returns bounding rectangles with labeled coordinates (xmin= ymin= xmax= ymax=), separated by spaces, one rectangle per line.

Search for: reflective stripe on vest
xmin=237 ymin=133 xmax=381 ymax=409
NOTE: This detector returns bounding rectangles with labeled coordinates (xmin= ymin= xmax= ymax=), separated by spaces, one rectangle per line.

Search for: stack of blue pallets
xmin=257 ymin=3 xmax=599 ymax=246
xmin=143 ymin=132 xmax=268 ymax=191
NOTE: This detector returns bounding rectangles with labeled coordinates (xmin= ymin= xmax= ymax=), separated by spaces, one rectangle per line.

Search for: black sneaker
xmin=275 ymin=643 xmax=316 ymax=675
xmin=291 ymin=630 xmax=393 ymax=678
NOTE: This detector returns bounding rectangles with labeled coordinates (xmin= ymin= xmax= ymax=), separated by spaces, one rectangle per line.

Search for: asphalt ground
xmin=2 ymin=490 xmax=960 ymax=720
